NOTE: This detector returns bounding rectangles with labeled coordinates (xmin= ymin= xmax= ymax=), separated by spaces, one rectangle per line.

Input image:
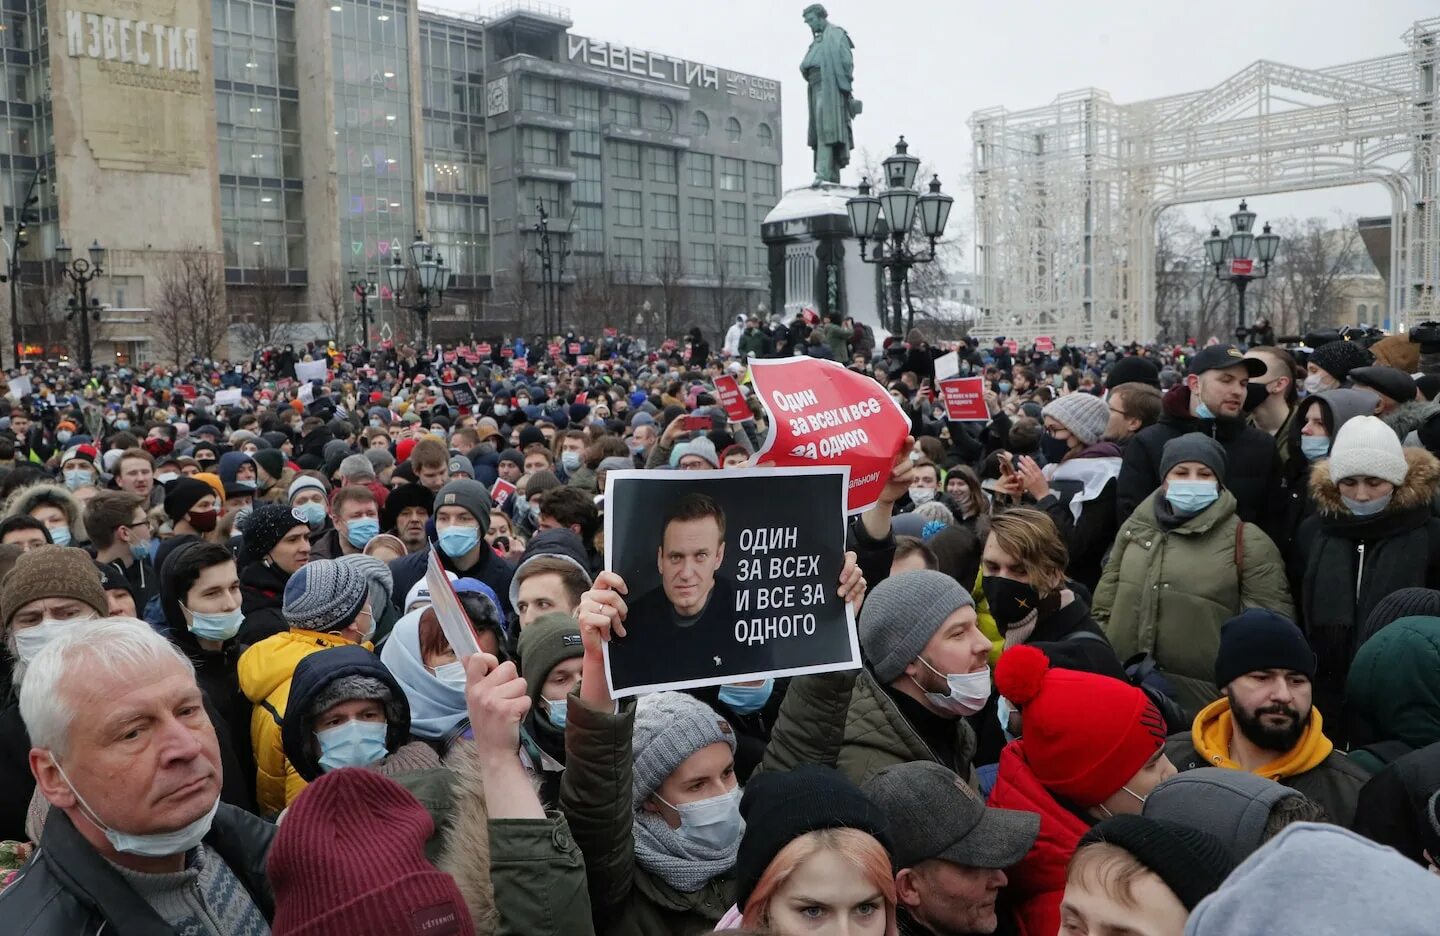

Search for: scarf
xmin=379 ymin=609 xmax=468 ymax=740
xmin=1191 ymin=697 xmax=1333 ymax=781
xmin=632 ymin=808 xmax=739 ymax=894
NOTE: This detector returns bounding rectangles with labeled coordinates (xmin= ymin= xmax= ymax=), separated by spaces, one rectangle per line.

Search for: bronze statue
xmin=801 ymin=4 xmax=860 ymax=186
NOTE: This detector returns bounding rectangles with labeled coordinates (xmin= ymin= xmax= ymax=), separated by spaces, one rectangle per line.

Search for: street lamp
xmin=1205 ymin=199 xmax=1281 ymax=337
xmin=55 ymin=238 xmax=105 ymax=370
xmin=386 ymin=231 xmax=446 ymax=350
xmin=349 ymin=267 xmax=378 ymax=345
xmin=532 ymin=198 xmax=570 ymax=338
xmin=846 ymin=136 xmax=952 ymax=336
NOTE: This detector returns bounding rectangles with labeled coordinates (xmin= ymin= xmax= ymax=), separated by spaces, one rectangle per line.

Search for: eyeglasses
xmin=1108 ymin=406 xmax=1130 ymax=419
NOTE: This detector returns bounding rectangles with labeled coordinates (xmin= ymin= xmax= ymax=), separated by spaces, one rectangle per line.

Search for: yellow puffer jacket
xmin=972 ymin=569 xmax=1003 ymax=664
xmin=237 ymin=628 xmax=366 ymax=817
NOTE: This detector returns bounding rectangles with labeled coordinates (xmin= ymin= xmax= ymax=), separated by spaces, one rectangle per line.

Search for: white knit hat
xmin=1328 ymin=415 xmax=1407 ymax=485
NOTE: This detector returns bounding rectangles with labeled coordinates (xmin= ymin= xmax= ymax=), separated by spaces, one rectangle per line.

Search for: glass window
xmin=689 ymin=153 xmax=713 ymax=189
xmin=651 ymin=193 xmax=678 ymax=231
xmin=692 ymin=110 xmax=710 ymax=138
xmin=689 ymin=198 xmax=715 ymax=235
xmin=614 ymin=237 xmax=643 ymax=271
xmin=721 ymin=201 xmax=746 ymax=237
xmin=650 ymin=103 xmax=674 ymax=132
xmin=726 ymin=117 xmax=742 ymax=142
xmin=723 ymin=245 xmax=746 ymax=275
xmin=753 ymin=247 xmax=769 ymax=276
xmin=521 ymin=75 xmax=558 ymax=114
xmin=575 ymin=154 xmax=602 ymax=203
xmin=647 ymin=148 xmax=676 ymax=184
xmin=614 ymin=189 xmax=642 ymax=227
xmin=574 ymin=204 xmax=603 ymax=253
xmin=689 ymin=242 xmax=716 ymax=276
xmin=609 ymin=141 xmax=640 ymax=180
xmin=610 ymin=93 xmax=639 ymax=128
xmin=758 ymin=123 xmax=774 ymax=147
xmin=570 ymin=85 xmax=602 ymax=155
xmin=521 ymin=128 xmax=558 ymax=166
xmin=754 ymin=162 xmax=778 ymax=197
xmin=720 ymin=157 xmax=745 ymax=192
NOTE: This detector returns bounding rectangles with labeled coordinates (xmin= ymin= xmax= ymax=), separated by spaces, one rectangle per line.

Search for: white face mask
xmin=910 ymin=486 xmax=936 ymax=505
xmin=433 ymin=660 xmax=467 ymax=690
xmin=52 ymin=755 xmax=219 ymax=857
xmin=13 ymin=618 xmax=85 ymax=664
xmin=655 ymin=786 xmax=744 ymax=850
xmin=914 ymin=656 xmax=991 ymax=716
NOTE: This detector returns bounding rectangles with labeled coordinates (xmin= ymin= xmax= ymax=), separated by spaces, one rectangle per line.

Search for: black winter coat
xmin=1352 ymin=740 xmax=1440 ymax=865
xmin=389 ymin=542 xmax=516 ymax=622
xmin=238 ymin=559 xmax=292 ymax=645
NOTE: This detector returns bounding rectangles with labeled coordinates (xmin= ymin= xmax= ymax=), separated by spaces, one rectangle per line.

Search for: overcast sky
xmin=424 ymin=0 xmax=1436 ymax=263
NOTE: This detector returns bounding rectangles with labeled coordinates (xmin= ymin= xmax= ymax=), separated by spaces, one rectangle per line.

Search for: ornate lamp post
xmin=55 ymin=238 xmax=105 ymax=370
xmin=349 ymin=267 xmax=378 ymax=345
xmin=846 ymin=136 xmax=953 ymax=336
xmin=386 ymin=232 xmax=446 ymax=350
xmin=1204 ymin=200 xmax=1281 ymax=336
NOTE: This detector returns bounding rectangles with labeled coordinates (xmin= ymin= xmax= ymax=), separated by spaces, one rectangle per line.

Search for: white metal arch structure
xmin=969 ymin=17 xmax=1440 ymax=344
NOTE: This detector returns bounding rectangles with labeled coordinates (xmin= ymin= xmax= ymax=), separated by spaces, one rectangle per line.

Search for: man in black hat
xmin=381 ymin=482 xmax=434 ymax=555
xmin=1348 ymin=365 xmax=1419 ymax=417
xmin=864 ymin=761 xmax=1039 ymax=935
xmin=1116 ymin=345 xmax=1275 ymax=526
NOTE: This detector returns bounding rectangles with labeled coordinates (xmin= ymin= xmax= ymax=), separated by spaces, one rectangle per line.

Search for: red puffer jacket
xmin=988 ymin=742 xmax=1094 ymax=936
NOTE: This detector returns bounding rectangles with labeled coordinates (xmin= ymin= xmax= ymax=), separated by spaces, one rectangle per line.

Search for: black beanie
xmin=1105 ymin=355 xmax=1161 ymax=389
xmin=164 ymin=477 xmax=215 ymax=522
xmin=735 ymin=765 xmax=891 ymax=910
xmin=1366 ymin=588 xmax=1440 ymax=640
xmin=1213 ymin=609 xmax=1316 ymax=689
xmin=1079 ymin=815 xmax=1234 ymax=910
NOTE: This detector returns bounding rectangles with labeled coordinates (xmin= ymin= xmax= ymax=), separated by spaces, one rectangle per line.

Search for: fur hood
xmin=2 ymin=481 xmax=87 ymax=542
xmin=1309 ymin=447 xmax=1440 ymax=516
xmin=1383 ymin=399 xmax=1440 ymax=442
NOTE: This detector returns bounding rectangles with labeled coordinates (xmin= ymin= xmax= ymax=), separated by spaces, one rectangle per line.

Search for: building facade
xmin=0 ymin=0 xmax=780 ymax=365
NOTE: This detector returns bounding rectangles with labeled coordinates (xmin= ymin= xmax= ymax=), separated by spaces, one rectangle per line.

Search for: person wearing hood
xmin=987 ymin=644 xmax=1176 ymax=936
xmin=95 ymin=560 xmax=137 ymax=617
xmin=1294 ymin=415 xmax=1440 ymax=734
xmin=1272 ymin=387 xmax=1379 ymax=557
xmin=252 ymin=446 xmax=295 ymax=505
xmin=517 ymin=612 xmax=584 ymax=805
xmin=389 ymin=478 xmax=515 ymax=621
xmin=3 ymin=480 xmax=88 ymax=548
xmin=1345 ymin=615 xmax=1440 ymax=773
xmin=1095 ymin=434 xmax=1294 ymax=719
xmin=1164 ymin=610 xmax=1368 ymax=827
xmin=217 ymin=450 xmax=259 ymax=514
xmin=238 ymin=556 xmax=376 ymax=816
xmin=1182 ymin=822 xmax=1440 ymax=935
xmin=237 ymin=502 xmax=313 ymax=644
xmin=1142 ymin=767 xmax=1325 ymax=864
xmin=509 ymin=528 xmax=593 ymax=631
xmin=723 ymin=313 xmax=745 ymax=357
xmin=1115 ymin=345 xmax=1274 ymax=526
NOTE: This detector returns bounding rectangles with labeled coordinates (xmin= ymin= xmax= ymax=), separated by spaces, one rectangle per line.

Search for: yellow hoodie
xmin=1191 ymin=697 xmax=1333 ymax=781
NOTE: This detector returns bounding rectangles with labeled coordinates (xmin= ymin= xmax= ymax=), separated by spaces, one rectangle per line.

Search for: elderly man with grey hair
xmin=0 ymin=617 xmax=274 ymax=934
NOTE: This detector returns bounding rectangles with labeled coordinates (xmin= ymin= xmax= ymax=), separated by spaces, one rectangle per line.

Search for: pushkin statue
xmin=800 ymin=4 xmax=861 ymax=186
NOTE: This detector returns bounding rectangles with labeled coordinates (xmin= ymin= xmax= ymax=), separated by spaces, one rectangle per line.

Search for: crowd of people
xmin=0 ymin=316 xmax=1438 ymax=935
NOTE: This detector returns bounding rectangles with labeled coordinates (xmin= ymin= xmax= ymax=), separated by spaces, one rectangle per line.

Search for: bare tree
xmin=569 ymin=256 xmax=618 ymax=338
xmin=652 ymin=243 xmax=687 ymax=342
xmin=708 ymin=252 xmax=742 ymax=341
xmin=152 ymin=248 xmax=227 ymax=366
xmin=493 ymin=248 xmax=536 ymax=337
xmin=232 ymin=258 xmax=298 ymax=351
xmin=319 ymin=276 xmax=351 ymax=347
xmin=1268 ymin=216 xmax=1364 ymax=335
xmin=17 ymin=278 xmax=67 ymax=356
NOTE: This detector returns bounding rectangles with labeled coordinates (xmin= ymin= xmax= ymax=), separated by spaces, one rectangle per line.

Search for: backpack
xmin=1066 ymin=630 xmax=1189 ymax=735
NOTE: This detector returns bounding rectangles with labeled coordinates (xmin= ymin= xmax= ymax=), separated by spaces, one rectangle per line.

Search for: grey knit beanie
xmin=1042 ymin=393 xmax=1109 ymax=446
xmin=288 ymin=475 xmax=329 ymax=503
xmin=309 ymin=674 xmax=392 ymax=721
xmin=283 ymin=558 xmax=369 ymax=633
xmin=338 ymin=453 xmax=376 ymax=481
xmin=364 ymin=448 xmax=396 ymax=474
xmin=434 ymin=479 xmax=493 ymax=533
xmin=858 ymin=569 xmax=976 ymax=684
xmin=1158 ymin=433 xmax=1227 ymax=485
xmin=631 ymin=692 xmax=736 ymax=811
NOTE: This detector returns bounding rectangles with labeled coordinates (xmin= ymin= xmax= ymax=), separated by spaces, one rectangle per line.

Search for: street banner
xmin=1004 ymin=339 xmax=1019 ymax=354
xmin=748 ymin=356 xmax=910 ymax=515
xmin=714 ymin=374 xmax=751 ymax=422
xmin=933 ymin=351 xmax=959 ymax=382
xmin=939 ymin=376 xmax=990 ymax=422
xmin=1035 ymin=336 xmax=1055 ymax=353
xmin=602 ymin=467 xmax=859 ymax=698
xmin=294 ymin=360 xmax=328 ymax=384
xmin=440 ymin=379 xmax=478 ymax=409
xmin=489 ymin=478 xmax=517 ymax=509
xmin=214 ymin=388 xmax=243 ymax=407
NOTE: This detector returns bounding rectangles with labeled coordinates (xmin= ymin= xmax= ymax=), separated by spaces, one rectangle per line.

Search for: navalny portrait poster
xmin=602 ymin=467 xmax=860 ymax=698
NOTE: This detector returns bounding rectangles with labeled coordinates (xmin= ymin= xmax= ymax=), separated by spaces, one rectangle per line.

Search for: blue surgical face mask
xmin=1343 ymin=493 xmax=1392 ymax=517
xmin=48 ymin=525 xmax=71 ymax=547
xmin=114 ymin=420 xmax=130 ymax=431
xmin=561 ymin=451 xmax=582 ymax=472
xmin=655 ymin=786 xmax=744 ymax=850
xmin=1195 ymin=401 xmax=1216 ymax=420
xmin=433 ymin=660 xmax=468 ymax=690
xmin=297 ymin=501 xmax=328 ymax=528
xmin=316 ymin=719 xmax=389 ymax=772
xmin=544 ymin=695 xmax=569 ymax=728
xmin=184 ymin=604 xmax=243 ymax=642
xmin=52 ymin=755 xmax=218 ymax=857
xmin=718 ymin=678 xmax=774 ymax=715
xmin=493 ymin=404 xmax=509 ymax=417
xmin=345 ymin=517 xmax=380 ymax=549
xmin=438 ymin=525 xmax=480 ymax=558
xmin=1300 ymin=435 xmax=1331 ymax=462
xmin=130 ymin=538 xmax=151 ymax=561
xmin=1166 ymin=479 xmax=1219 ymax=514
xmin=63 ymin=469 xmax=92 ymax=491
xmin=998 ymin=381 xmax=1012 ymax=394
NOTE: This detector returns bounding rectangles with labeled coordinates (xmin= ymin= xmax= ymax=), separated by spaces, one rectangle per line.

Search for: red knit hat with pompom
xmin=995 ymin=644 xmax=1167 ymax=807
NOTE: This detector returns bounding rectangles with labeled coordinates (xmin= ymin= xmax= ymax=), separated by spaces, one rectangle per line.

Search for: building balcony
xmin=601 ymin=123 xmax=691 ymax=150
xmin=514 ymin=162 xmax=578 ymax=183
xmin=512 ymin=109 xmax=577 ymax=132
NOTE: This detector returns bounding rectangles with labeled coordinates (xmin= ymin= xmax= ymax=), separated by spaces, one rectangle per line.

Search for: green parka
xmin=1093 ymin=488 xmax=1295 ymax=720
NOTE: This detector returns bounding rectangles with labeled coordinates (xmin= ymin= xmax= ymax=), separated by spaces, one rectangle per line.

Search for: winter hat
xmin=253 ymin=448 xmax=287 ymax=481
xmin=1308 ymin=338 xmax=1373 ymax=382
xmin=288 ymin=475 xmax=329 ymax=504
xmin=1079 ymin=815 xmax=1234 ymax=910
xmin=433 ymin=479 xmax=491 ymax=533
xmin=308 ymin=672 xmax=392 ymax=723
xmin=268 ymin=768 xmax=475 ymax=936
xmin=994 ymin=645 xmax=1166 ymax=806
xmin=517 ymin=612 xmax=585 ymax=704
xmin=524 ymin=469 xmax=563 ymax=499
xmin=631 ymin=411 xmax=656 ymax=428
xmin=597 ymin=456 xmax=633 ymax=475
xmin=1143 ymin=767 xmax=1305 ymax=864
xmin=1104 ymin=356 xmax=1161 ymax=389
xmin=497 ymin=448 xmax=523 ymax=469
xmin=1 ymin=545 xmax=108 ymax=630
xmin=364 ymin=448 xmax=396 ymax=475
xmin=163 ymin=477 xmax=215 ymax=522
xmin=509 ymin=529 xmax=593 ymax=611
xmin=1363 ymin=588 xmax=1440 ymax=639
xmin=1158 ymin=432 xmax=1227 ymax=485
xmin=1328 ymin=415 xmax=1407 ymax=485
xmin=283 ymin=558 xmax=369 ymax=633
xmin=446 ymin=456 xmax=475 ymax=479
xmin=395 ymin=437 xmax=417 ymax=463
xmin=669 ymin=437 xmax=719 ymax=468
xmin=859 ymin=570 xmax=975 ymax=684
xmin=631 ymin=691 xmax=736 ymax=811
xmin=517 ymin=425 xmax=546 ymax=450
xmin=1348 ymin=366 xmax=1418 ymax=407
xmin=735 ymin=765 xmax=892 ymax=909
xmin=338 ymin=454 xmax=375 ymax=482
xmin=1213 ymin=609 xmax=1315 ymax=689
xmin=61 ymin=444 xmax=98 ymax=466
xmin=1041 ymin=393 xmax=1108 ymax=446
xmin=243 ymin=504 xmax=310 ymax=563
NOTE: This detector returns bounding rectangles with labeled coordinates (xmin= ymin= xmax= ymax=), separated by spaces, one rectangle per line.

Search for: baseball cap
xmin=1187 ymin=345 xmax=1265 ymax=378
xmin=863 ymin=761 xmax=1039 ymax=870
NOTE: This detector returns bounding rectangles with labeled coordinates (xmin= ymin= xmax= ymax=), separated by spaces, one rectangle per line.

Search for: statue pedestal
xmin=761 ymin=183 xmax=888 ymax=340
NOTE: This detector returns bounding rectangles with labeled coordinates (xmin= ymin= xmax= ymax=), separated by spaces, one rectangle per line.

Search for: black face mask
xmin=1040 ymin=432 xmax=1071 ymax=464
xmin=982 ymin=575 xmax=1041 ymax=629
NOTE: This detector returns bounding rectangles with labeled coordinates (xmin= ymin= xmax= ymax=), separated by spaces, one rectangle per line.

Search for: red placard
xmin=548 ymin=343 xmax=561 ymax=358
xmin=1004 ymin=339 xmax=1019 ymax=354
xmin=714 ymin=374 xmax=751 ymax=422
xmin=489 ymin=478 xmax=517 ymax=508
xmin=603 ymin=327 xmax=618 ymax=338
xmin=1229 ymin=258 xmax=1254 ymax=276
xmin=938 ymin=377 xmax=990 ymax=421
xmin=750 ymin=357 xmax=910 ymax=515
xmin=568 ymin=342 xmax=581 ymax=355
xmin=478 ymin=342 xmax=492 ymax=356
xmin=177 ymin=384 xmax=197 ymax=400
xmin=500 ymin=346 xmax=515 ymax=358
xmin=1035 ymin=336 xmax=1055 ymax=353
xmin=577 ymin=355 xmax=592 ymax=365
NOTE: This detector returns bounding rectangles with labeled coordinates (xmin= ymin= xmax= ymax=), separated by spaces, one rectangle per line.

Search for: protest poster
xmin=440 ymin=379 xmax=478 ymax=409
xmin=7 ymin=375 xmax=31 ymax=400
xmin=1035 ymin=335 xmax=1055 ymax=353
xmin=938 ymin=376 xmax=990 ymax=421
xmin=748 ymin=356 xmax=910 ymax=515
xmin=500 ymin=346 xmax=515 ymax=358
xmin=294 ymin=359 xmax=328 ymax=384
xmin=176 ymin=384 xmax=198 ymax=400
xmin=490 ymin=478 xmax=517 ymax=508
xmin=577 ymin=354 xmax=592 ymax=366
xmin=714 ymin=374 xmax=751 ymax=422
xmin=426 ymin=551 xmax=480 ymax=659
xmin=603 ymin=327 xmax=618 ymax=338
xmin=1004 ymin=338 xmax=1019 ymax=354
xmin=547 ymin=343 xmax=561 ymax=358
xmin=933 ymin=351 xmax=960 ymax=382
xmin=478 ymin=342 xmax=492 ymax=356
xmin=602 ymin=467 xmax=859 ymax=697
xmin=214 ymin=388 xmax=243 ymax=407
